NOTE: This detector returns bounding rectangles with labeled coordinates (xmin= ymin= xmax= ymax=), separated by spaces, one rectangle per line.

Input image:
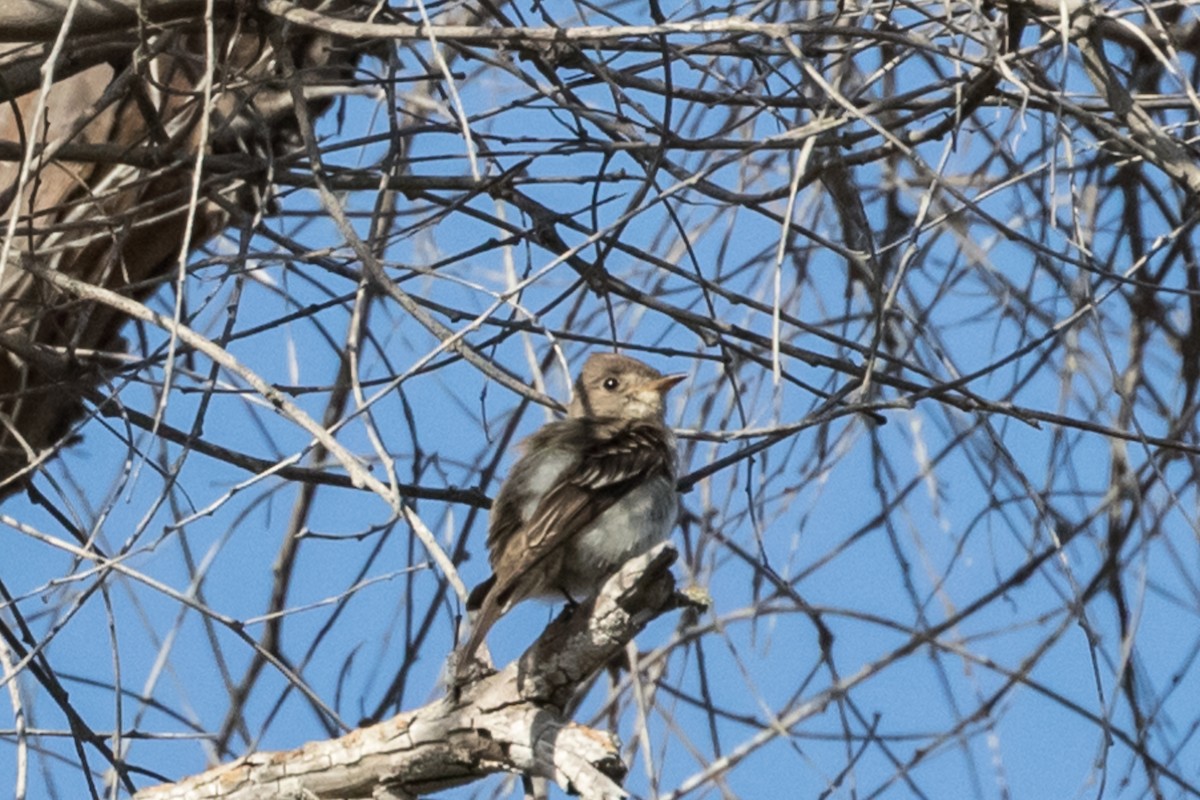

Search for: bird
xmin=457 ymin=352 xmax=685 ymax=679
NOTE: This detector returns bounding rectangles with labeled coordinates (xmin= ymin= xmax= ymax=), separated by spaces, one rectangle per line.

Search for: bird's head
xmin=568 ymin=353 xmax=685 ymax=420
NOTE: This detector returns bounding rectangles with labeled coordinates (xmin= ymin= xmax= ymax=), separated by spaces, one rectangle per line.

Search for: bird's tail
xmin=456 ymin=574 xmax=503 ymax=681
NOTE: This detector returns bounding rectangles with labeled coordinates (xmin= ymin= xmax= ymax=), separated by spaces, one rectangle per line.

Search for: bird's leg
xmin=551 ymin=589 xmax=583 ymax=625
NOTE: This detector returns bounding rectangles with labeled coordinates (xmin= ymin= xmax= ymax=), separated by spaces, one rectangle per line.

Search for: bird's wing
xmin=499 ymin=418 xmax=674 ymax=595
xmin=458 ymin=418 xmax=673 ymax=676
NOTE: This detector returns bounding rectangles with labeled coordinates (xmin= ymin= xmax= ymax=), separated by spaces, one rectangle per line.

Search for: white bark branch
xmin=132 ymin=544 xmax=681 ymax=800
xmin=0 ymin=1 xmax=236 ymax=40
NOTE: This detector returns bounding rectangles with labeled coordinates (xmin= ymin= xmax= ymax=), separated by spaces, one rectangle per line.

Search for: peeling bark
xmin=132 ymin=544 xmax=681 ymax=800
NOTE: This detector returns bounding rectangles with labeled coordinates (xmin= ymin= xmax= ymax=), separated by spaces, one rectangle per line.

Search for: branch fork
xmin=134 ymin=543 xmax=681 ymax=800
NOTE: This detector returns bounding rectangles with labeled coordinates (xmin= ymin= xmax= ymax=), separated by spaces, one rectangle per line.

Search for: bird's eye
xmin=603 ymin=377 xmax=620 ymax=391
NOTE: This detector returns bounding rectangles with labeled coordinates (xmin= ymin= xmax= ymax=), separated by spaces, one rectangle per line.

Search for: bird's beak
xmin=642 ymin=373 xmax=686 ymax=395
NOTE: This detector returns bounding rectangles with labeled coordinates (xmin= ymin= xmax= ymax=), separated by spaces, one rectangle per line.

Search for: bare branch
xmin=133 ymin=545 xmax=679 ymax=800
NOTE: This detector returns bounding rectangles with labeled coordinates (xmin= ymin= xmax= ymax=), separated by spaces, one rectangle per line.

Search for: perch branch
xmin=132 ymin=544 xmax=680 ymax=800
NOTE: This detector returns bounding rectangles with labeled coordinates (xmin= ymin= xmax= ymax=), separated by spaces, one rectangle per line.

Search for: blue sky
xmin=4 ymin=2 xmax=1200 ymax=798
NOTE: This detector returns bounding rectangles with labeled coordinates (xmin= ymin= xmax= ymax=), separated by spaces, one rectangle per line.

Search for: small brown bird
xmin=458 ymin=352 xmax=685 ymax=678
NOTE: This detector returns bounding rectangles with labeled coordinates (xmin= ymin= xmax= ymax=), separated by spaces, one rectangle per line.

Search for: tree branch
xmin=132 ymin=544 xmax=681 ymax=800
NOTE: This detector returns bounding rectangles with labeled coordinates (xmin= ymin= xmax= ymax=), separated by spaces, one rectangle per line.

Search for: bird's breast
xmin=557 ymin=475 xmax=676 ymax=596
